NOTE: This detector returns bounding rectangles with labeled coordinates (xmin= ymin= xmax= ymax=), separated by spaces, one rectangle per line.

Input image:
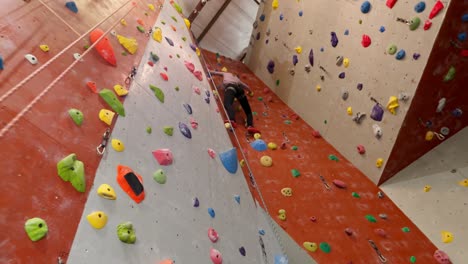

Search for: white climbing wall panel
xmin=246 ymin=0 xmax=450 ymax=183
xmin=67 ymin=4 xmax=285 ymax=263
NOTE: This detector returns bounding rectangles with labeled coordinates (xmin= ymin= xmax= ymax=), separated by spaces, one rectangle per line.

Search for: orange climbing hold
xmin=116 ymin=165 xmax=145 ymax=204
xmin=171 ymin=25 xmax=177 ymax=31
xmin=89 ymin=28 xmax=117 ymax=66
xmin=87 ymin=81 xmax=97 ymax=93
xmin=137 ymin=18 xmax=144 ymax=26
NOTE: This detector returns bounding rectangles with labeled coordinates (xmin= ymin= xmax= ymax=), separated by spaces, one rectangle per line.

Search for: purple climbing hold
xmin=280 ymin=14 xmax=284 ymax=20
xmin=370 ymin=103 xmax=384 ymax=121
xmin=65 ymin=1 xmax=78 ymax=13
xmin=452 ymin=108 xmax=463 ymax=117
xmin=339 ymin=72 xmax=345 ymax=79
xmin=190 ymin=43 xmax=197 ymax=51
xmin=205 ymin=97 xmax=210 ymax=104
xmin=309 ymin=49 xmax=314 ymax=67
xmin=265 ymin=39 xmax=269 ymax=44
xmin=267 ymin=60 xmax=275 ymax=74
xmin=299 ymin=11 xmax=303 ymax=17
xmin=256 ymin=32 xmax=261 ymax=40
xmin=292 ymin=55 xmax=298 ymax=66
xmin=357 ymin=83 xmax=363 ymax=91
xmin=239 ymin=247 xmax=246 ymax=256
xmin=193 ymin=197 xmax=200 ymax=207
xmin=413 ymin=53 xmax=421 ymax=60
xmin=165 ymin=37 xmax=174 ymax=46
xmin=179 ymin=122 xmax=192 ymax=139
xmin=183 ymin=103 xmax=192 ymax=115
xmin=331 ymin=32 xmax=339 ymax=47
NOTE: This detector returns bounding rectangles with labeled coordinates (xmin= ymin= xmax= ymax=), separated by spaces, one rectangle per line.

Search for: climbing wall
xmin=202 ymin=49 xmax=444 ymax=263
xmin=66 ymin=3 xmax=287 ymax=263
xmin=245 ymin=0 xmax=451 ymax=184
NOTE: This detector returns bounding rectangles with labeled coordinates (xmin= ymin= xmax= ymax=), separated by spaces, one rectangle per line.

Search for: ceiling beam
xmin=197 ymin=0 xmax=232 ymax=43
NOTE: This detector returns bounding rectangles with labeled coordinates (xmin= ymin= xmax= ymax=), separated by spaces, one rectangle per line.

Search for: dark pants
xmin=224 ymin=85 xmax=253 ymax=126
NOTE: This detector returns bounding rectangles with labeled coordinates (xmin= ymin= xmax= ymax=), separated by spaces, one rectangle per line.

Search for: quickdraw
xmin=319 ymin=175 xmax=331 ymax=190
xmin=96 ymin=128 xmax=111 ymax=155
xmin=125 ymin=66 xmax=138 ymax=85
xmin=368 ymin=239 xmax=387 ymax=263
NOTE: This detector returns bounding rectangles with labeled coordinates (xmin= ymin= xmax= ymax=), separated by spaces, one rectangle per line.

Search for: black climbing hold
xmin=124 ymin=172 xmax=144 ymax=196
xmin=193 ymin=197 xmax=200 ymax=207
xmin=339 ymin=72 xmax=345 ymax=79
xmin=357 ymin=83 xmax=363 ymax=90
xmin=309 ymin=49 xmax=314 ymax=67
xmin=183 ymin=103 xmax=192 ymax=114
xmin=179 ymin=122 xmax=192 ymax=139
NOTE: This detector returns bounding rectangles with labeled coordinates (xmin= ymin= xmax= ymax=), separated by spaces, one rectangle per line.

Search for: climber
xmin=209 ymin=70 xmax=260 ymax=134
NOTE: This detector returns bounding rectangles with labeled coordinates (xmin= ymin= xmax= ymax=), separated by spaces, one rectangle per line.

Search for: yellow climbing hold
xmin=376 ymin=158 xmax=384 ymax=168
xmin=117 ymin=35 xmax=138 ymax=55
xmin=347 ymin=107 xmax=353 ymax=115
xmin=39 ymin=44 xmax=49 ymax=52
xmin=343 ymin=58 xmax=350 ymax=68
xmin=316 ymin=85 xmax=321 ymax=92
xmin=86 ymin=211 xmax=108 ymax=229
xmin=281 ymin=187 xmax=292 ymax=197
xmin=260 ymin=156 xmax=273 ymax=167
xmin=184 ymin=18 xmax=191 ymax=29
xmin=386 ymin=96 xmax=399 ymax=115
xmin=458 ymin=179 xmax=468 ymax=187
xmin=196 ymin=47 xmax=201 ymax=57
xmin=254 ymin=133 xmax=262 ymax=140
xmin=272 ymin=0 xmax=279 ymax=10
xmin=153 ymin=27 xmax=162 ymax=43
xmin=278 ymin=209 xmax=286 ymax=220
xmin=425 ymin=131 xmax=434 ymax=141
xmin=111 ymin=139 xmax=125 ymax=152
xmin=268 ymin=142 xmax=277 ymax=150
xmin=97 ymin=183 xmax=117 ymax=200
xmin=114 ymin=84 xmax=129 ymax=96
xmin=225 ymin=123 xmax=231 ymax=129
xmin=148 ymin=4 xmax=155 ymax=11
xmin=120 ymin=19 xmax=127 ymax=26
xmin=423 ymin=185 xmax=432 ymax=192
xmin=295 ymin=46 xmax=302 ymax=54
xmin=221 ymin=67 xmax=228 ymax=72
xmin=99 ymin=109 xmax=115 ymax=126
xmin=441 ymin=231 xmax=454 ymax=243
xmin=303 ymin=242 xmax=318 ymax=252
xmin=240 ymin=159 xmax=246 ymax=167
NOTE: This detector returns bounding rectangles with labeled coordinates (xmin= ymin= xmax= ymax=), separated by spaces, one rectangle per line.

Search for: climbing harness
xmin=125 ymin=66 xmax=138 ymax=85
xmin=319 ymin=175 xmax=331 ymax=190
xmin=96 ymin=128 xmax=111 ymax=155
xmin=368 ymin=239 xmax=388 ymax=263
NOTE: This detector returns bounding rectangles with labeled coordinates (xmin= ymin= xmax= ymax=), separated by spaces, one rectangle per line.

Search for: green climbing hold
xmin=172 ymin=2 xmax=182 ymax=13
xmin=175 ymin=86 xmax=180 ymax=91
xmin=365 ymin=214 xmax=377 ymax=223
xmin=319 ymin=242 xmax=331 ymax=253
xmin=176 ymin=54 xmax=180 ymax=58
xmin=24 ymin=217 xmax=48 ymax=242
xmin=171 ymin=16 xmax=178 ymax=22
xmin=402 ymin=227 xmax=410 ymax=232
xmin=258 ymin=97 xmax=263 ymax=101
xmin=291 ymin=169 xmax=300 ymax=178
xmin=153 ymin=169 xmax=167 ymax=184
xmin=443 ymin=66 xmax=456 ymax=82
xmin=252 ymin=111 xmax=258 ymax=115
xmin=291 ymin=146 xmax=298 ymax=151
xmin=328 ymin=155 xmax=339 ymax=161
xmin=57 ymin=154 xmax=86 ymax=192
xmin=182 ymin=36 xmax=187 ymax=41
xmin=161 ymin=21 xmax=166 ymax=25
xmin=146 ymin=126 xmax=152 ymax=134
xmin=284 ymin=120 xmax=292 ymax=125
xmin=324 ymin=120 xmax=327 ymax=124
xmin=163 ymin=126 xmax=174 ymax=136
xmin=84 ymin=44 xmax=90 ymax=50
xmin=352 ymin=192 xmax=360 ymax=198
xmin=149 ymin=84 xmax=164 ymax=103
xmin=99 ymin=89 xmax=125 ymax=116
xmin=122 ymin=51 xmax=127 ymax=56
xmin=68 ymin=108 xmax=83 ymax=126
xmin=387 ymin=44 xmax=397 ymax=55
xmin=276 ymin=80 xmax=280 ymax=86
xmin=117 ymin=222 xmax=136 ymax=244
xmin=150 ymin=52 xmax=159 ymax=62
xmin=410 ymin=256 xmax=416 ymax=263
xmin=409 ymin=17 xmax=421 ymax=30
xmin=137 ymin=25 xmax=145 ymax=33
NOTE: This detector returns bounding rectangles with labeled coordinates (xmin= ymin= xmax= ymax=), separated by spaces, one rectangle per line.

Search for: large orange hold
xmin=116 ymin=165 xmax=145 ymax=203
xmin=90 ymin=28 xmax=117 ymax=66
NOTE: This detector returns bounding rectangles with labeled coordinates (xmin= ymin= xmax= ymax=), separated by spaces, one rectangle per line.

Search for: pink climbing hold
xmin=332 ymin=179 xmax=347 ymax=188
xmin=160 ymin=72 xmax=169 ymax=81
xmin=208 ymin=228 xmax=219 ymax=243
xmin=312 ymin=130 xmax=321 ymax=138
xmin=193 ymin=86 xmax=201 ymax=95
xmin=193 ymin=70 xmax=203 ymax=81
xmin=374 ymin=228 xmax=387 ymax=237
xmin=263 ymin=88 xmax=270 ymax=94
xmin=190 ymin=118 xmax=198 ymax=129
xmin=207 ymin=148 xmax=216 ymax=159
xmin=210 ymin=248 xmax=223 ymax=264
xmin=266 ymin=95 xmax=273 ymax=102
xmin=357 ymin=145 xmax=366 ymax=154
xmin=433 ymin=250 xmax=452 ymax=264
xmin=185 ymin=61 xmax=195 ymax=72
xmin=152 ymin=149 xmax=173 ymax=166
xmin=361 ymin=35 xmax=371 ymax=48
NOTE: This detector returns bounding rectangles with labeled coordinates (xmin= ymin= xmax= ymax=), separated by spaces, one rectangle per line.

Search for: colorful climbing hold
xmin=97 ymin=183 xmax=116 ymax=200
xmin=152 ymin=149 xmax=173 ymax=166
xmin=160 ymin=72 xmax=169 ymax=81
xmin=260 ymin=155 xmax=273 ymax=167
xmin=424 ymin=185 xmax=432 ymax=192
xmin=153 ymin=27 xmax=162 ymax=42
xmin=281 ymin=187 xmax=293 ymax=197
xmin=65 ymin=1 xmax=78 ymax=13
xmin=116 ymin=165 xmax=145 ymax=203
xmin=165 ymin=37 xmax=174 ymax=46
xmin=234 ymin=195 xmax=240 ymax=204
xmin=361 ymin=1 xmax=371 ymax=14
xmin=0 ymin=55 xmax=4 ymax=70
xmin=39 ymin=44 xmax=49 ymax=52
xmin=331 ymin=32 xmax=339 ymax=47
xmin=149 ymin=84 xmax=164 ymax=103
xmin=387 ymin=44 xmax=397 ymax=55
xmin=339 ymin=72 xmax=345 ymax=79
xmin=219 ymin=148 xmax=238 ymax=173
xmin=357 ymin=145 xmax=366 ymax=154
xmin=441 ymin=231 xmax=454 ymax=243
xmin=57 ymin=154 xmax=85 ymax=192
xmin=86 ymin=211 xmax=108 ymax=229
xmin=433 ymin=250 xmax=451 ymax=264
xmin=90 ymin=29 xmax=116 ymax=66
xmin=379 ymin=26 xmax=386 ymax=33
xmin=278 ymin=209 xmax=286 ymax=221
xmin=329 ymin=154 xmax=339 ymax=161
xmin=25 ymin=54 xmax=38 ymax=65
xmin=386 ymin=96 xmax=399 ymax=114
xmin=68 ymin=108 xmax=83 ymax=126
xmin=117 ymin=35 xmax=138 ymax=55
xmin=153 ymin=169 xmax=167 ymax=184
xmin=179 ymin=122 xmax=192 ymax=139
xmin=415 ymin=2 xmax=426 ymax=13
xmin=443 ymin=66 xmax=456 ymax=82
xmin=409 ymin=17 xmax=421 ymax=31
xmin=117 ymin=222 xmax=136 ymax=244
xmin=396 ymin=49 xmax=406 ymax=60
xmin=291 ymin=169 xmax=300 ymax=178
xmin=272 ymin=0 xmax=279 ymax=10
xmin=208 ymin=208 xmax=216 ymax=218
xmin=99 ymin=109 xmax=115 ymax=126
xmin=99 ymin=89 xmax=125 ymax=116
xmin=210 ymin=248 xmax=223 ymax=264
xmin=111 ymin=139 xmax=125 ymax=152
xmin=24 ymin=217 xmax=48 ymax=242
xmin=309 ymin=48 xmax=314 ymax=66
xmin=361 ymin=34 xmax=371 ymax=47
xmin=208 ymin=228 xmax=219 ymax=243
xmin=183 ymin=103 xmax=193 ymax=115
xmin=332 ymin=179 xmax=347 ymax=188
xmin=193 ymin=197 xmax=200 ymax=207
xmin=429 ymin=1 xmax=444 ymax=20
xmin=319 ymin=242 xmax=331 ymax=253
xmin=251 ymin=139 xmax=267 ymax=151
xmin=366 ymin=215 xmax=377 ymax=223
xmin=303 ymin=242 xmax=318 ymax=252
xmin=459 ymin=179 xmax=468 ymax=187
xmin=402 ymin=227 xmax=411 ymax=232
xmin=114 ymin=84 xmax=128 ymax=96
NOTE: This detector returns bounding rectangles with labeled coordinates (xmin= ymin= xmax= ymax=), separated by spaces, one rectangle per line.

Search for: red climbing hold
xmin=332 ymin=179 xmax=347 ymax=188
xmin=361 ymin=35 xmax=371 ymax=48
xmin=424 ymin=20 xmax=432 ymax=30
xmin=386 ymin=0 xmax=397 ymax=8
xmin=461 ymin=50 xmax=468 ymax=57
xmin=87 ymin=81 xmax=97 ymax=93
xmin=208 ymin=228 xmax=219 ymax=243
xmin=312 ymin=130 xmax=321 ymax=138
xmin=429 ymin=1 xmax=444 ymax=20
xmin=263 ymin=88 xmax=270 ymax=94
xmin=152 ymin=149 xmax=173 ymax=166
xmin=90 ymin=28 xmax=117 ymax=66
xmin=148 ymin=61 xmax=154 ymax=67
xmin=160 ymin=72 xmax=169 ymax=81
xmin=357 ymin=145 xmax=366 ymax=154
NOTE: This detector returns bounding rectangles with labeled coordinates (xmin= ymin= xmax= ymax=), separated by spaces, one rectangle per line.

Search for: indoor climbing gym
xmin=1 ymin=0 xmax=467 ymax=263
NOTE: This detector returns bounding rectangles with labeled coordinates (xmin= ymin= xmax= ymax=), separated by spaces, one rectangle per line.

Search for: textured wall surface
xmin=246 ymin=0 xmax=450 ymax=183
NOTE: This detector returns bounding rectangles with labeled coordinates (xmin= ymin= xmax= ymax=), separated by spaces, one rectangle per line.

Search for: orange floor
xmin=202 ymin=50 xmax=439 ymax=263
xmin=0 ymin=1 xmax=162 ymax=262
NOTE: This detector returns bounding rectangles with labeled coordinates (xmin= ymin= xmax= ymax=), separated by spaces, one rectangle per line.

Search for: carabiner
xmin=96 ymin=128 xmax=111 ymax=155
xmin=125 ymin=66 xmax=138 ymax=85
xmin=434 ymin=132 xmax=445 ymax=141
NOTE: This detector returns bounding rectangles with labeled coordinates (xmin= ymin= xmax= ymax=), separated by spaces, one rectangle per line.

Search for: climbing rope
xmin=199 ymin=53 xmax=289 ymax=263
xmin=0 ymin=3 xmax=137 ymax=138
xmin=37 ymin=0 xmax=81 ymax=36
xmin=0 ymin=0 xmax=134 ymax=105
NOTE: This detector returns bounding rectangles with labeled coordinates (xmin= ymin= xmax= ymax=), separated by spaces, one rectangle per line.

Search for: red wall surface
xmin=380 ymin=2 xmax=468 ymax=184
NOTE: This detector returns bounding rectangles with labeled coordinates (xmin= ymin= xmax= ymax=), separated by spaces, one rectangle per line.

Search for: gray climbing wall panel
xmin=67 ymin=4 xmax=286 ymax=264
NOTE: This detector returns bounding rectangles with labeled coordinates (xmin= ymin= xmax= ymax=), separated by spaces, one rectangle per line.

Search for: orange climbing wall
xmin=202 ymin=50 xmax=439 ymax=263
xmin=0 ymin=0 xmax=162 ymax=262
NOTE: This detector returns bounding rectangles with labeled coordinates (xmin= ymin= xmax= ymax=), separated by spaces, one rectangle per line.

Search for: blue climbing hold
xmin=361 ymin=1 xmax=371 ymax=14
xmin=292 ymin=55 xmax=298 ymax=66
xmin=463 ymin=14 xmax=468 ymax=22
xmin=165 ymin=37 xmax=174 ymax=46
xmin=320 ymin=47 xmax=324 ymax=52
xmin=183 ymin=103 xmax=192 ymax=114
xmin=279 ymin=14 xmax=284 ymax=20
xmin=179 ymin=122 xmax=192 ymax=139
xmin=458 ymin=32 xmax=466 ymax=42
xmin=259 ymin=229 xmax=265 ymax=236
xmin=251 ymin=139 xmax=267 ymax=151
xmin=379 ymin=26 xmax=386 ymax=33
xmin=414 ymin=2 xmax=426 ymax=13
xmin=219 ymin=148 xmax=238 ymax=174
xmin=299 ymin=11 xmax=303 ymax=17
xmin=260 ymin=14 xmax=265 ymax=21
xmin=65 ymin=1 xmax=78 ymax=13
xmin=208 ymin=208 xmax=215 ymax=218
xmin=344 ymin=29 xmax=349 ymax=35
xmin=0 ymin=55 xmax=4 ymax=70
xmin=396 ymin=49 xmax=406 ymax=60
xmin=452 ymin=108 xmax=463 ymax=117
xmin=234 ymin=195 xmax=240 ymax=204
xmin=274 ymin=255 xmax=288 ymax=264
